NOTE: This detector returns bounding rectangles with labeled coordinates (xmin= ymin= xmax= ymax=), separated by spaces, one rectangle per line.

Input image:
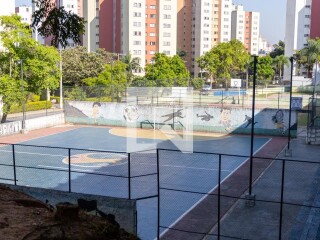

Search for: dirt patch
xmin=0 ymin=184 xmax=138 ymax=240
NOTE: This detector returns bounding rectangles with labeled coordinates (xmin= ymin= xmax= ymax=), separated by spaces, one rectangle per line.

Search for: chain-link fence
xmin=59 ymin=85 xmax=312 ymax=109
xmin=157 ymin=149 xmax=320 ymax=240
xmin=1 ymin=142 xmax=319 ymax=240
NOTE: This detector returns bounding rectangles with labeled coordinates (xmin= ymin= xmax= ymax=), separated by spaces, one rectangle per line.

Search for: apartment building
xmin=220 ymin=0 xmax=232 ymax=43
xmin=231 ymin=5 xmax=260 ymax=55
xmin=284 ymin=0 xmax=312 ymax=79
xmin=95 ymin=0 xmax=177 ymax=72
xmin=15 ymin=6 xmax=32 ymax=25
xmin=310 ymin=0 xmax=320 ymax=39
xmin=177 ymin=0 xmax=214 ymax=76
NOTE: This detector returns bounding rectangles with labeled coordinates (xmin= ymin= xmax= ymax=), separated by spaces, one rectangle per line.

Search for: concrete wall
xmin=6 ymin=184 xmax=136 ymax=234
xmin=0 ymin=114 xmax=65 ymax=137
xmin=25 ymin=113 xmax=65 ymax=131
xmin=65 ymin=101 xmax=297 ymax=136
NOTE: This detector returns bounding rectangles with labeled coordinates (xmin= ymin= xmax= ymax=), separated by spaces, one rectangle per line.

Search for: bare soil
xmin=0 ymin=185 xmax=138 ymax=240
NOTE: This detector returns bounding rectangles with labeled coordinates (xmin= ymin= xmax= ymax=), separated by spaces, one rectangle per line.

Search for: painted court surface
xmin=0 ymin=125 xmax=287 ymax=240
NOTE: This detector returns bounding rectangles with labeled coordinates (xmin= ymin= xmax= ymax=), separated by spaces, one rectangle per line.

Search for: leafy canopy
xmin=32 ymin=0 xmax=85 ymax=48
xmin=144 ymin=53 xmax=190 ymax=87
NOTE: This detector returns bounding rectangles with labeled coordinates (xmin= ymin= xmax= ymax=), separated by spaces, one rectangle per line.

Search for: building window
xmin=150 ymin=5 xmax=156 ymax=9
xmin=163 ymin=41 xmax=171 ymax=46
xmin=133 ymin=41 xmax=141 ymax=45
xmin=163 ymin=51 xmax=170 ymax=55
xmin=133 ymin=31 xmax=141 ymax=36
xmin=164 ymin=5 xmax=171 ymax=10
xmin=163 ymin=23 xmax=171 ymax=28
xmin=150 ymin=50 xmax=156 ymax=54
xmin=133 ymin=2 xmax=141 ymax=7
xmin=134 ymin=12 xmax=141 ymax=17
xmin=163 ymin=14 xmax=171 ymax=19
xmin=150 ymin=14 xmax=156 ymax=18
xmin=133 ymin=50 xmax=141 ymax=55
xmin=163 ymin=32 xmax=171 ymax=37
xmin=150 ymin=32 xmax=156 ymax=36
xmin=133 ymin=22 xmax=141 ymax=27
xmin=150 ymin=41 xmax=156 ymax=45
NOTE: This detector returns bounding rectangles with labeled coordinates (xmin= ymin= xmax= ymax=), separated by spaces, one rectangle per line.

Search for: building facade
xmin=284 ymin=0 xmax=312 ymax=79
xmin=310 ymin=0 xmax=320 ymax=39
xmin=15 ymin=6 xmax=32 ymax=25
xmin=231 ymin=5 xmax=260 ymax=55
xmin=94 ymin=0 xmax=177 ymax=72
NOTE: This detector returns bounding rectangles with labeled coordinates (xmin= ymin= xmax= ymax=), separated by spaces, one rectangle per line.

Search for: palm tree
xmin=273 ymin=55 xmax=289 ymax=81
xmin=121 ymin=54 xmax=142 ymax=85
xmin=293 ymin=50 xmax=304 ymax=76
xmin=300 ymin=39 xmax=320 ymax=78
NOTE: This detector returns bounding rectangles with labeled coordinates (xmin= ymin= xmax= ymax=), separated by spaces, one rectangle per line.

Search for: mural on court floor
xmin=123 ymin=105 xmax=139 ymax=122
xmin=62 ymin=153 xmax=128 ymax=167
xmin=196 ymin=111 xmax=213 ymax=121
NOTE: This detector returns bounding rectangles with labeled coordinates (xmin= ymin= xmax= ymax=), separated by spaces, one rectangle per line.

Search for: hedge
xmin=9 ymin=101 xmax=52 ymax=114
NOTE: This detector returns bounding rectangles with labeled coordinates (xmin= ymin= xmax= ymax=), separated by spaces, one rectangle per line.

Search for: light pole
xmin=17 ymin=59 xmax=26 ymax=132
xmin=285 ymin=57 xmax=294 ymax=157
xmin=59 ymin=47 xmax=63 ymax=109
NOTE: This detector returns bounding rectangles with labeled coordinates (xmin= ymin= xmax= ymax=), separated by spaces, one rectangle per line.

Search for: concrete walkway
xmin=204 ymin=134 xmax=320 ymax=240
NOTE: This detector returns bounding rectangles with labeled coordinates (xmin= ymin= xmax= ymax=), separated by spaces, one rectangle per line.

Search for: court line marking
xmin=139 ymin=163 xmax=231 ymax=172
xmin=0 ymin=149 xmax=65 ymax=157
xmin=158 ymin=138 xmax=272 ymax=239
xmin=37 ymin=165 xmax=110 ymax=174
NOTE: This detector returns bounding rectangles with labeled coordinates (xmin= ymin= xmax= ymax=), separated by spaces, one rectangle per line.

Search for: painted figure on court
xmin=92 ymin=102 xmax=102 ymax=123
xmin=197 ymin=111 xmax=213 ymax=121
xmin=272 ymin=110 xmax=287 ymax=134
xmin=219 ymin=109 xmax=232 ymax=131
xmin=243 ymin=115 xmax=258 ymax=128
xmin=123 ymin=105 xmax=139 ymax=122
xmin=161 ymin=109 xmax=184 ymax=123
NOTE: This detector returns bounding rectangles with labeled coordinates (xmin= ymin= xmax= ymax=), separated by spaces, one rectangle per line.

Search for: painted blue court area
xmin=0 ymin=127 xmax=270 ymax=240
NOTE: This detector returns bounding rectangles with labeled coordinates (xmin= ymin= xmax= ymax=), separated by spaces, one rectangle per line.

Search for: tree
xmin=61 ymin=46 xmax=107 ymax=86
xmin=256 ymin=56 xmax=274 ymax=86
xmin=197 ymin=39 xmax=249 ymax=87
xmin=31 ymin=0 xmax=85 ymax=48
xmin=0 ymin=15 xmax=60 ymax=122
xmin=300 ymin=39 xmax=320 ymax=78
xmin=272 ymin=55 xmax=289 ymax=81
xmin=83 ymin=61 xmax=127 ymax=101
xmin=269 ymin=40 xmax=285 ymax=58
xmin=121 ymin=54 xmax=142 ymax=85
xmin=144 ymin=53 xmax=190 ymax=87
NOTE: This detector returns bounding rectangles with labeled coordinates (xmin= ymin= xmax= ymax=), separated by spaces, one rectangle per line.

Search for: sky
xmin=234 ymin=0 xmax=286 ymax=45
xmin=16 ymin=0 xmax=286 ymax=45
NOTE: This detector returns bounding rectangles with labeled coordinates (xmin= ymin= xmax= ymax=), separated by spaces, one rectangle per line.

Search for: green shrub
xmin=86 ymin=97 xmax=112 ymax=102
xmin=9 ymin=101 xmax=52 ymax=114
xmin=28 ymin=94 xmax=41 ymax=102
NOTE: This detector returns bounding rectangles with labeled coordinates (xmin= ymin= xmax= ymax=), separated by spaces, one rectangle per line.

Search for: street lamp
xmin=17 ymin=59 xmax=26 ymax=132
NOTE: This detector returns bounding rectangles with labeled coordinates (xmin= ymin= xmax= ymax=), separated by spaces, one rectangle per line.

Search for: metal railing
xmin=0 ymin=143 xmax=318 ymax=239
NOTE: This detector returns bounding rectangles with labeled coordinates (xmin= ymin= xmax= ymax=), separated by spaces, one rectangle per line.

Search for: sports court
xmin=0 ymin=125 xmax=286 ymax=239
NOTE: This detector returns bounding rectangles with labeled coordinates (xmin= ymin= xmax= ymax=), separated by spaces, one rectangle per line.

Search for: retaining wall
xmin=65 ymin=101 xmax=297 ymax=136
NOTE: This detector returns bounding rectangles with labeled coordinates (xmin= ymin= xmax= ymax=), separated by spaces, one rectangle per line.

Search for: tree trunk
xmin=1 ymin=113 xmax=8 ymax=123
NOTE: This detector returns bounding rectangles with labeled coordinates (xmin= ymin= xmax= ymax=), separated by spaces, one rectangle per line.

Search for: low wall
xmin=65 ymin=101 xmax=297 ymax=136
xmin=0 ymin=121 xmax=22 ymax=136
xmin=25 ymin=113 xmax=65 ymax=131
xmin=6 ymin=184 xmax=136 ymax=234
